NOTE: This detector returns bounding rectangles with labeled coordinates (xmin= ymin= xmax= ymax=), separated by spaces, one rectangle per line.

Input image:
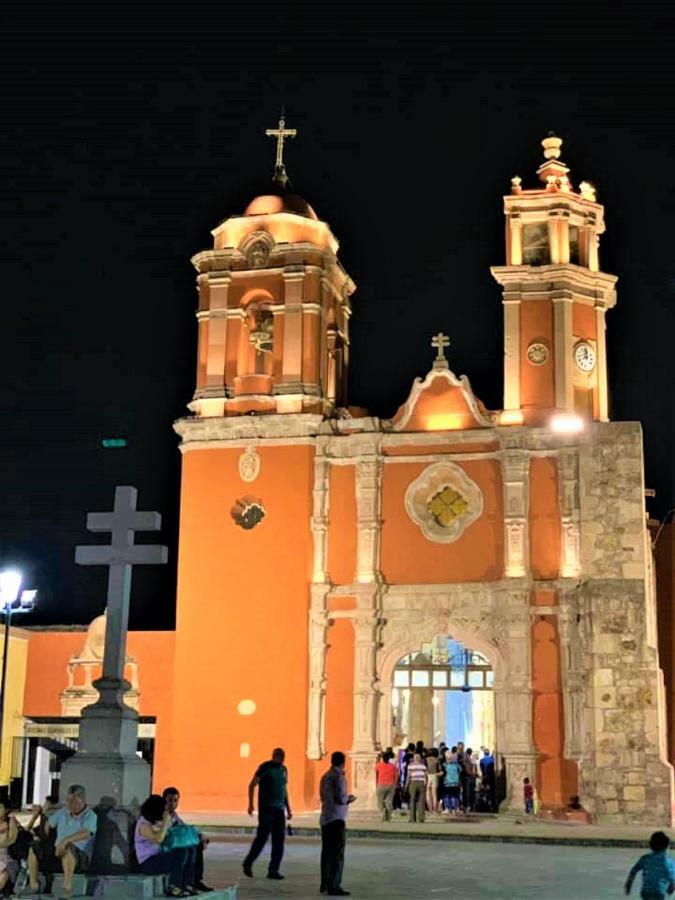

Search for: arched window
xmin=241 ymin=299 xmax=274 ymax=377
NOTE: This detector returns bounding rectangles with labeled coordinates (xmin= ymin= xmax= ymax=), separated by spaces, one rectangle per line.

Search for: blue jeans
xmin=524 ymin=798 xmax=534 ymax=814
xmin=139 ymin=847 xmax=196 ymax=890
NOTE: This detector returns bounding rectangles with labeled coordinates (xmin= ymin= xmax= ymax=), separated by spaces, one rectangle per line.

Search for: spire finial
xmin=537 ymin=132 xmax=569 ymax=185
xmin=431 ymin=332 xmax=450 ymax=369
xmin=265 ymin=109 xmax=297 ymax=188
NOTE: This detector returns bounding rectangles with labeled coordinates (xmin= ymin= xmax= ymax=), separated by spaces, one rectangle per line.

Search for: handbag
xmin=162 ymin=823 xmax=200 ymax=851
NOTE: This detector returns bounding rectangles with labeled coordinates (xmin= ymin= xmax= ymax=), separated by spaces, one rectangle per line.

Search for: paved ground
xmin=191 ymin=810 xmax=658 ymax=847
xmin=203 ymin=835 xmax=643 ymax=899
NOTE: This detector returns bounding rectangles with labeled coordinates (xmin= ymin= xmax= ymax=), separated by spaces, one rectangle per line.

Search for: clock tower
xmin=492 ymin=135 xmax=617 ymax=427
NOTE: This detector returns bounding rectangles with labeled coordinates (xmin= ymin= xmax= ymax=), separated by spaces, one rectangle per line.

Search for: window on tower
xmin=522 ymin=223 xmax=550 ymax=266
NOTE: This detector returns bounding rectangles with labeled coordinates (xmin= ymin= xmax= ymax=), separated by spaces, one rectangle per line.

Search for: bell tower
xmin=491 ymin=135 xmax=617 ymax=427
xmin=190 ymin=116 xmax=354 ymax=418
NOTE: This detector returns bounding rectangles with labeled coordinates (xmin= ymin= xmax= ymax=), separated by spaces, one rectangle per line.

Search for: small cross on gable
xmin=431 ymin=332 xmax=450 ymax=368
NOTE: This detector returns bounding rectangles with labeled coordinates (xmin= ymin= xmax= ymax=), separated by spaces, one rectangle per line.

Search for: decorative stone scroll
xmin=404 ymin=462 xmax=483 ymax=543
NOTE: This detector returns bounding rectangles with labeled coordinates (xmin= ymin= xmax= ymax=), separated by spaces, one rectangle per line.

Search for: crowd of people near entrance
xmin=375 ymin=740 xmax=498 ymax=822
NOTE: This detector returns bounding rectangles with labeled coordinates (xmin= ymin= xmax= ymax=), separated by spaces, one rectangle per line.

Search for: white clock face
xmin=574 ymin=342 xmax=596 ymax=372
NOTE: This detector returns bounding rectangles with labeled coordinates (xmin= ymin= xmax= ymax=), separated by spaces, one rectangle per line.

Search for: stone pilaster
xmin=307 ymin=584 xmax=329 ymax=760
xmin=204 ymin=274 xmax=231 ymax=389
xmin=281 ymin=267 xmax=305 ymax=392
xmin=311 ymin=444 xmax=329 ymax=583
xmin=558 ymin=448 xmax=581 ymax=578
xmin=500 ymin=444 xmax=529 ymax=577
xmin=350 ymin=586 xmax=382 ymax=810
xmin=496 ymin=590 xmax=537 ymax=813
xmin=553 ymin=297 xmax=574 ymax=410
xmin=355 ymin=448 xmax=382 ymax=584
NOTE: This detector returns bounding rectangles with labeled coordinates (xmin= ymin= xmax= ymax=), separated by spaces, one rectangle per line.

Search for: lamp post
xmin=0 ymin=571 xmax=36 ymax=766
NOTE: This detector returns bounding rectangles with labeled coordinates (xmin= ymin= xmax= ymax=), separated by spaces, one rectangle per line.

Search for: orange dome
xmin=244 ymin=193 xmax=318 ymax=220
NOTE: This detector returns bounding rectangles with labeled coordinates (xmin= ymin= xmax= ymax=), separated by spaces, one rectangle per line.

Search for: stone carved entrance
xmin=346 ymin=583 xmax=536 ymax=813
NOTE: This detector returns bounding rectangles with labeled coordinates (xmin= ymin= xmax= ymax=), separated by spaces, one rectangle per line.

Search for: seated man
xmin=162 ymin=787 xmax=211 ymax=892
xmin=27 ymin=785 xmax=97 ymax=896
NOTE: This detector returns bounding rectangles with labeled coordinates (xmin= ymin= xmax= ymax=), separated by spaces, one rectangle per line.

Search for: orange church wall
xmin=23 ymin=631 xmax=174 ymax=720
xmin=324 ymin=619 xmax=354 ymax=759
xmin=327 ymin=465 xmax=357 ymax=585
xmin=572 ymin=302 xmax=597 ymax=341
xmin=529 ymin=457 xmax=561 ymax=580
xmin=302 ymin=271 xmax=320 ymax=301
xmin=520 ymin=301 xmax=554 ymax=410
xmin=531 ymin=617 xmax=578 ymax=807
xmin=380 ymin=460 xmax=504 ymax=583
xmin=165 ymin=444 xmax=315 ymax=811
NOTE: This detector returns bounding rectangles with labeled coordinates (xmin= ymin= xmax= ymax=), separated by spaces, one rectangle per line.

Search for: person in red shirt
xmin=375 ymin=752 xmax=398 ymax=822
xmin=523 ymin=777 xmax=534 ymax=814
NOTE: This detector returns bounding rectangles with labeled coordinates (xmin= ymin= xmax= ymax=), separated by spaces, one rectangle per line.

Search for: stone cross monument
xmin=61 ymin=486 xmax=168 ymax=813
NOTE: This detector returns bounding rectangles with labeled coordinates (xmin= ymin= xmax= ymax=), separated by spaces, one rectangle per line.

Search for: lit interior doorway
xmin=392 ymin=636 xmax=495 ymax=751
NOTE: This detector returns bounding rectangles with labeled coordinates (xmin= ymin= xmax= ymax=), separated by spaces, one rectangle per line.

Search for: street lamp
xmin=0 ymin=571 xmax=36 ymax=765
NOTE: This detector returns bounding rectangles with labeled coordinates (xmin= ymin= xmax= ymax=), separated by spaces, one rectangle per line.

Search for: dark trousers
xmin=139 ymin=847 xmax=196 ymax=890
xmin=194 ymin=842 xmax=205 ymax=883
xmin=243 ymin=807 xmax=286 ymax=874
xmin=320 ymin=820 xmax=346 ymax=893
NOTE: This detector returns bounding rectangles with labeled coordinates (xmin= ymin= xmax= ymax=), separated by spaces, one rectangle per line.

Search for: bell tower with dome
xmin=190 ymin=115 xmax=354 ymax=419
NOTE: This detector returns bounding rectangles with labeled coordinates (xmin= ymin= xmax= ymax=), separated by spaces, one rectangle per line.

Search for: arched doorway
xmin=391 ymin=636 xmax=496 ymax=754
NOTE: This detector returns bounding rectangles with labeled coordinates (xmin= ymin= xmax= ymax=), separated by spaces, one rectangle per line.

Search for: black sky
xmin=1 ymin=2 xmax=674 ymax=628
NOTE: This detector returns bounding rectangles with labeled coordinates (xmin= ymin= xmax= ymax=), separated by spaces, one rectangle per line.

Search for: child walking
xmin=523 ymin=778 xmax=534 ymax=814
xmin=625 ymin=831 xmax=675 ymax=899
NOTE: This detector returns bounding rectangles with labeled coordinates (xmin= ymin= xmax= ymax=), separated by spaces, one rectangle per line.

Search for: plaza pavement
xmin=201 ymin=835 xmax=646 ymax=899
xmin=190 ymin=810 xmax=660 ymax=848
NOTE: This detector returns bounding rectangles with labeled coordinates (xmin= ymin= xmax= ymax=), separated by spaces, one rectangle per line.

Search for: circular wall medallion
xmin=239 ymin=446 xmax=261 ymax=483
xmin=574 ymin=340 xmax=596 ymax=372
xmin=404 ymin=462 xmax=483 ymax=543
xmin=526 ymin=342 xmax=549 ymax=366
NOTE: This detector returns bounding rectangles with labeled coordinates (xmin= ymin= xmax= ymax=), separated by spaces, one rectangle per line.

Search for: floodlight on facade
xmin=549 ymin=412 xmax=585 ymax=434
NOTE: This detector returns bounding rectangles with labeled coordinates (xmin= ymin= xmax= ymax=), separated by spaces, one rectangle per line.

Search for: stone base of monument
xmin=40 ymin=874 xmax=238 ymax=900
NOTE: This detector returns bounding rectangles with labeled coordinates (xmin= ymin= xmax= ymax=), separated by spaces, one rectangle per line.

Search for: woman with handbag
xmin=134 ymin=795 xmax=197 ymax=897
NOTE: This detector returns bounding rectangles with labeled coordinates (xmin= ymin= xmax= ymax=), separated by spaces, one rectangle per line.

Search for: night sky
xmin=1 ymin=3 xmax=674 ymax=628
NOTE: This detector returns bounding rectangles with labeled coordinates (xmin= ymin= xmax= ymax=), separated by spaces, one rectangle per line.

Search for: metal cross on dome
xmin=265 ymin=110 xmax=297 ymax=185
xmin=431 ymin=332 xmax=450 ymax=368
xmin=75 ymin=486 xmax=168 ymax=685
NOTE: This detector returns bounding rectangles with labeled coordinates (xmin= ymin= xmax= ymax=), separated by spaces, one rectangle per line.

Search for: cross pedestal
xmin=60 ymin=486 xmax=168 ymax=872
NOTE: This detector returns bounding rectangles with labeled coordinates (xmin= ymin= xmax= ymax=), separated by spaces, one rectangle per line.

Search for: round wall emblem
xmin=239 ymin=446 xmax=261 ymax=483
xmin=526 ymin=342 xmax=549 ymax=366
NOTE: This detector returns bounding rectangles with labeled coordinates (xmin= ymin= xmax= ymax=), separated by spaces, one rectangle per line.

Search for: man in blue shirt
xmin=625 ymin=831 xmax=675 ymax=899
xmin=27 ymin=784 xmax=98 ymax=895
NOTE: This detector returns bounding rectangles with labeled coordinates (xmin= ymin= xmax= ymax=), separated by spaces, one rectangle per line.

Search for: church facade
xmin=157 ymin=132 xmax=674 ymax=822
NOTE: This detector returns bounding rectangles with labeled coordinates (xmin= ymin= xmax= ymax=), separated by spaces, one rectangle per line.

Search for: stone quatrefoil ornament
xmin=404 ymin=462 xmax=483 ymax=543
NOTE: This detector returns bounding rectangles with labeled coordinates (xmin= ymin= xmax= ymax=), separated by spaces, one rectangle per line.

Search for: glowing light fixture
xmin=500 ymin=410 xmax=524 ymax=426
xmin=0 ymin=569 xmax=37 ymax=758
xmin=549 ymin=412 xmax=584 ymax=434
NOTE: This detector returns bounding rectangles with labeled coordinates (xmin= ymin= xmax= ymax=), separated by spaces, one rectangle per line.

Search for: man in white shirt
xmin=319 ymin=751 xmax=356 ymax=897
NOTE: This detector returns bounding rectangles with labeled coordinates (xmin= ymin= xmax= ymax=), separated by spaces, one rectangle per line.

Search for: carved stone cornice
xmin=174 ymin=413 xmax=324 ymax=446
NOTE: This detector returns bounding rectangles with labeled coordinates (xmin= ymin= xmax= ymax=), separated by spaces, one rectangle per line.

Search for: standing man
xmin=243 ymin=747 xmax=292 ymax=881
xmin=404 ymin=753 xmax=428 ymax=823
xmin=320 ymin=751 xmax=356 ymax=897
xmin=374 ymin=751 xmax=397 ymax=822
